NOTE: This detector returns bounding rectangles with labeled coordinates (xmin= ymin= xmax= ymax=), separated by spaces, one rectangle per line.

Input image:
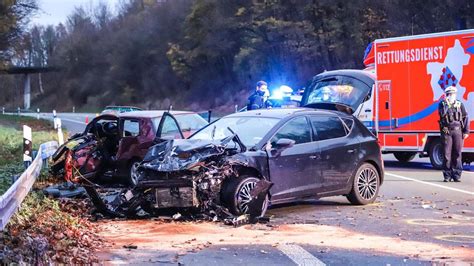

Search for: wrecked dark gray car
xmin=79 ymin=107 xmax=383 ymax=223
xmin=134 ymin=108 xmax=382 ymax=215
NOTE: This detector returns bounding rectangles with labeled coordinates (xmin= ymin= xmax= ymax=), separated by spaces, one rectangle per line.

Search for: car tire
xmin=128 ymin=160 xmax=141 ymax=186
xmin=429 ymin=139 xmax=443 ymax=170
xmin=222 ymin=175 xmax=269 ymax=217
xmin=393 ymin=152 xmax=416 ymax=163
xmin=346 ymin=163 xmax=380 ymax=205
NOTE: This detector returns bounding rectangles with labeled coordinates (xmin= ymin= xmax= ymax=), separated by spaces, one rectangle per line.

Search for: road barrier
xmin=0 ymin=140 xmax=58 ymax=230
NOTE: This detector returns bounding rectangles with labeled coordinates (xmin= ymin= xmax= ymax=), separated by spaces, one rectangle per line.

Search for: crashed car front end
xmin=77 ymin=136 xmax=272 ymax=224
xmin=137 ymin=138 xmax=239 ymax=212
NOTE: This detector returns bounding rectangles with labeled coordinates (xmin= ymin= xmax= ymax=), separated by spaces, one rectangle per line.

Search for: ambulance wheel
xmin=393 ymin=152 xmax=416 ymax=163
xmin=429 ymin=139 xmax=443 ymax=170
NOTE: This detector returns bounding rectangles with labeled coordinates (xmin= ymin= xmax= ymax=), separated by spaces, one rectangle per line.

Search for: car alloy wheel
xmin=357 ymin=167 xmax=378 ymax=201
xmin=347 ymin=163 xmax=380 ymax=205
xmin=235 ymin=177 xmax=269 ymax=216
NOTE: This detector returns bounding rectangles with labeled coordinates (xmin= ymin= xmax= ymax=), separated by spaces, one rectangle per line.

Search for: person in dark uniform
xmin=438 ymin=86 xmax=469 ymax=182
xmin=247 ymin=80 xmax=272 ymax=110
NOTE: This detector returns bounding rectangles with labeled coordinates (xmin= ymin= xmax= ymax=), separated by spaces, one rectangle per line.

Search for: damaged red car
xmin=50 ymin=110 xmax=208 ymax=185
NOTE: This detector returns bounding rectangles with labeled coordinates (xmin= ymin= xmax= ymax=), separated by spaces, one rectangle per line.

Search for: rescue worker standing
xmin=247 ymin=81 xmax=271 ymax=110
xmin=438 ymin=86 xmax=469 ymax=182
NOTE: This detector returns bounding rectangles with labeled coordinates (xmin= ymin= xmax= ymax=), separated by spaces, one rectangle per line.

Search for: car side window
xmin=271 ymin=117 xmax=311 ymax=145
xmin=311 ymin=116 xmax=347 ymax=141
xmin=341 ymin=117 xmax=354 ymax=133
xmin=160 ymin=115 xmax=183 ymax=139
xmin=123 ymin=119 xmax=140 ymax=137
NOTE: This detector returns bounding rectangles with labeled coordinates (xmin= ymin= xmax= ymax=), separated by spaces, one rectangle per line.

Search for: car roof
xmin=225 ymin=108 xmax=349 ymax=119
xmin=119 ymin=110 xmax=196 ymax=119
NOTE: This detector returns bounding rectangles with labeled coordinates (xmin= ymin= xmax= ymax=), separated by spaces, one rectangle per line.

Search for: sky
xmin=31 ymin=0 xmax=120 ymax=26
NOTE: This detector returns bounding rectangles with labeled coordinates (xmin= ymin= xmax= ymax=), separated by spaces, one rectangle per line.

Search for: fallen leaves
xmin=2 ymin=192 xmax=103 ymax=264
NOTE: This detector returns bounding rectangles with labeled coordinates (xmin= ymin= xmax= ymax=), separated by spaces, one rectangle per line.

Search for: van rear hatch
xmin=301 ymin=69 xmax=375 ymax=114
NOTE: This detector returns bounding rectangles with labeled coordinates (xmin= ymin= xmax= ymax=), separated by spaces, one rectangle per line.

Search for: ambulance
xmin=301 ymin=29 xmax=474 ymax=169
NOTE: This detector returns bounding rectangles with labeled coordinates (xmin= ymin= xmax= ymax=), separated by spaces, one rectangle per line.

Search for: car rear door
xmin=310 ymin=115 xmax=360 ymax=192
xmin=266 ymin=116 xmax=322 ymax=202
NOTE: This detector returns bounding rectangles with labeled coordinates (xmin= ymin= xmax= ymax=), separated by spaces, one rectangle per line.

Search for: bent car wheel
xmin=223 ymin=176 xmax=269 ymax=217
xmin=346 ymin=163 xmax=380 ymax=205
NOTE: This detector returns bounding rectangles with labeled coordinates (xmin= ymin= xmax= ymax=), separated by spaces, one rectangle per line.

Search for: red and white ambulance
xmin=301 ymin=29 xmax=474 ymax=169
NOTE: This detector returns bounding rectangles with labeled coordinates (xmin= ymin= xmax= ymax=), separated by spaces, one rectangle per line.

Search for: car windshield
xmin=190 ymin=116 xmax=279 ymax=147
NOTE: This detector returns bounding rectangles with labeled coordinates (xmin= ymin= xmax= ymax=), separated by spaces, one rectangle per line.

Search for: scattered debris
xmin=42 ymin=181 xmax=87 ymax=198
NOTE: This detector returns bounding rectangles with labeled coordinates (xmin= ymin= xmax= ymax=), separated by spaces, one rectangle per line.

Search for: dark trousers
xmin=442 ymin=129 xmax=463 ymax=180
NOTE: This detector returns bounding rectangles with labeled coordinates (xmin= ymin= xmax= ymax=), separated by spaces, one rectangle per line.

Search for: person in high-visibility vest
xmin=438 ymin=86 xmax=469 ymax=182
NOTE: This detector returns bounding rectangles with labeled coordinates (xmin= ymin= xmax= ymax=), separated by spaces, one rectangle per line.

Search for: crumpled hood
xmin=141 ymin=137 xmax=234 ymax=172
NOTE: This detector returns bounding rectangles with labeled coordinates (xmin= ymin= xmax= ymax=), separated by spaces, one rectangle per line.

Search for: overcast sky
xmin=31 ymin=0 xmax=120 ymax=26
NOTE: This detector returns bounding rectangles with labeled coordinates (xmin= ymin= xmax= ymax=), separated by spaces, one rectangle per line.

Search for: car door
xmin=310 ymin=115 xmax=359 ymax=192
xmin=155 ymin=112 xmax=184 ymax=142
xmin=266 ymin=116 xmax=321 ymax=202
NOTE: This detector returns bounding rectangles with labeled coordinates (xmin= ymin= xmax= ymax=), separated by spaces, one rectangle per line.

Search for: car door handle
xmin=347 ymin=149 xmax=356 ymax=153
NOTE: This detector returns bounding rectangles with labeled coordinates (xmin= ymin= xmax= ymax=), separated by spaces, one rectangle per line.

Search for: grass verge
xmin=0 ymin=116 xmax=100 ymax=263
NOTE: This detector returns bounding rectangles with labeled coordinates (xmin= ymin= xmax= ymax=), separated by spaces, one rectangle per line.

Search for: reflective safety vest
xmin=440 ymin=100 xmax=462 ymax=125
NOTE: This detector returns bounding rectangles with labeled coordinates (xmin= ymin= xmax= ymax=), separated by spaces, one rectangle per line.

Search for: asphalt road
xmin=19 ymin=112 xmax=94 ymax=134
xmin=20 ymin=112 xmax=474 ymax=265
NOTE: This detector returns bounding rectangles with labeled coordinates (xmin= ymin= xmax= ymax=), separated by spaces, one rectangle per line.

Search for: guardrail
xmin=0 ymin=143 xmax=50 ymax=230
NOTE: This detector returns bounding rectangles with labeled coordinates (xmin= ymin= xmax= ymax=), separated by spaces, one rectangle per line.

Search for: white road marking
xmin=386 ymin=172 xmax=474 ymax=196
xmin=277 ymin=244 xmax=326 ymax=266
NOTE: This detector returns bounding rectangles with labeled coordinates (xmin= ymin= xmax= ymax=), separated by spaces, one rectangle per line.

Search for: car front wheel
xmin=222 ymin=176 xmax=269 ymax=217
xmin=346 ymin=163 xmax=380 ymax=205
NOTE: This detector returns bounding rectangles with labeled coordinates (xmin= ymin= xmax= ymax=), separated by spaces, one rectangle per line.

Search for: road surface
xmin=22 ymin=112 xmax=474 ymax=265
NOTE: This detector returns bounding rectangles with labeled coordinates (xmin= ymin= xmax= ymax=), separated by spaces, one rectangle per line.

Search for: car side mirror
xmin=275 ymin=138 xmax=295 ymax=150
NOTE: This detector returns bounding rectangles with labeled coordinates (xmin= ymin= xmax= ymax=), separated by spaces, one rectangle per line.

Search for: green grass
xmin=0 ymin=114 xmax=53 ymax=130
xmin=0 ymin=124 xmax=58 ymax=195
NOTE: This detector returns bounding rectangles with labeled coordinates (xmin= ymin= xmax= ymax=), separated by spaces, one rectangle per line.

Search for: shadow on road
xmin=269 ymin=199 xmax=350 ymax=212
xmin=383 ymin=160 xmax=474 ymax=172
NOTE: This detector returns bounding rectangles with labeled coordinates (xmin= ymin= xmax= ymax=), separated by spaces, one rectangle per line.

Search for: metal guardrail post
xmin=36 ymin=108 xmax=40 ymax=119
xmin=17 ymin=107 xmax=20 ymax=115
xmin=2 ymin=107 xmax=4 ymax=115
xmin=23 ymin=125 xmax=32 ymax=169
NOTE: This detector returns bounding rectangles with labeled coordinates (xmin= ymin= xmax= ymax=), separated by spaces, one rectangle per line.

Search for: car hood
xmin=141 ymin=137 xmax=236 ymax=172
